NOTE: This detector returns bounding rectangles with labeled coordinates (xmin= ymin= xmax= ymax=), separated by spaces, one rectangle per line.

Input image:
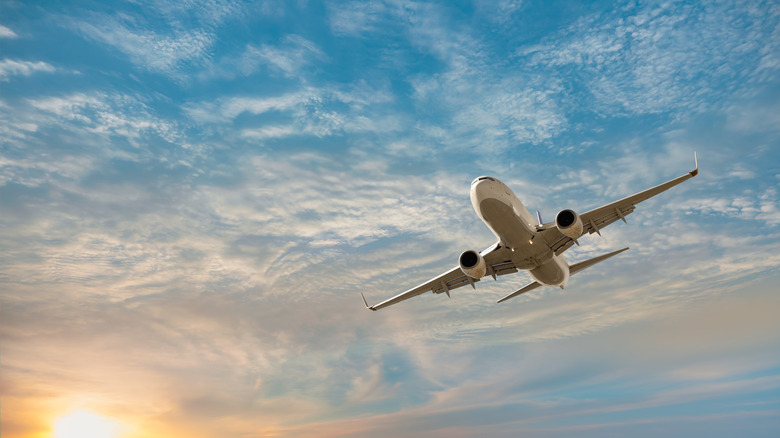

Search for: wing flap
xmin=432 ymin=272 xmax=482 ymax=295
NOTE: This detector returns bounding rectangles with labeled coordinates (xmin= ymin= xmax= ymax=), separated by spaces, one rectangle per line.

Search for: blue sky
xmin=1 ymin=1 xmax=779 ymax=437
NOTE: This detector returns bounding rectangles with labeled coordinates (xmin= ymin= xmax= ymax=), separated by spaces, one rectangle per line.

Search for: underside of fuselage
xmin=471 ymin=177 xmax=570 ymax=288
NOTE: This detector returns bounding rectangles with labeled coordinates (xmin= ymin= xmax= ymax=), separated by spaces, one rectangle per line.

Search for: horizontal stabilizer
xmin=569 ymin=247 xmax=629 ymax=275
xmin=498 ymin=247 xmax=629 ymax=304
xmin=497 ymin=281 xmax=542 ymax=303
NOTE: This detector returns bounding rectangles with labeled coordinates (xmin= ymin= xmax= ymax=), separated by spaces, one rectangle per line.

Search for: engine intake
xmin=459 ymin=250 xmax=486 ymax=279
xmin=555 ymin=209 xmax=584 ymax=239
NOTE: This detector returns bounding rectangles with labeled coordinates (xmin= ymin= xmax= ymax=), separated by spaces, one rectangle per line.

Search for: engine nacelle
xmin=555 ymin=209 xmax=584 ymax=239
xmin=459 ymin=250 xmax=486 ymax=279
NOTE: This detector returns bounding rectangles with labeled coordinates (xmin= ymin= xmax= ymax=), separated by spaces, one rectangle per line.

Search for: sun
xmin=53 ymin=410 xmax=120 ymax=438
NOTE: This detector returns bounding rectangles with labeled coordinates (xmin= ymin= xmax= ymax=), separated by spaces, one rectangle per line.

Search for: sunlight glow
xmin=54 ymin=410 xmax=120 ymax=438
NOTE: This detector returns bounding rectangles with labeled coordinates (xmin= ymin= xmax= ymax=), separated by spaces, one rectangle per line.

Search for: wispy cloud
xmin=328 ymin=1 xmax=389 ymax=37
xmin=0 ymin=24 xmax=18 ymax=38
xmin=26 ymin=92 xmax=184 ymax=148
xmin=245 ymin=35 xmax=326 ymax=78
xmin=0 ymin=59 xmax=55 ymax=80
xmin=184 ymin=82 xmax=399 ymax=141
xmin=184 ymin=91 xmax=315 ymax=123
xmin=201 ymin=35 xmax=326 ymax=81
xmin=74 ymin=19 xmax=214 ymax=74
xmin=673 ymin=187 xmax=780 ymax=226
xmin=524 ymin=1 xmax=780 ymax=116
xmin=66 ymin=1 xmax=243 ymax=75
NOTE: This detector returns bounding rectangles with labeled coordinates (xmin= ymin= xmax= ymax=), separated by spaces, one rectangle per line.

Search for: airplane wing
xmin=362 ymin=242 xmax=517 ymax=311
xmin=541 ymin=153 xmax=699 ymax=255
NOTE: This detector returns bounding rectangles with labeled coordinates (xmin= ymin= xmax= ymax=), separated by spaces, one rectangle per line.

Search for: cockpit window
xmin=472 ymin=176 xmax=496 ymax=185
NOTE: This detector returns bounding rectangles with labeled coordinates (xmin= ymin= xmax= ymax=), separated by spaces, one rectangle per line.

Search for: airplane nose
xmin=470 ymin=177 xmax=494 ymax=205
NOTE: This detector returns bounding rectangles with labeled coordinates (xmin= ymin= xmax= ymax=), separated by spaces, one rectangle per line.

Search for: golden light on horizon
xmin=53 ymin=410 xmax=120 ymax=438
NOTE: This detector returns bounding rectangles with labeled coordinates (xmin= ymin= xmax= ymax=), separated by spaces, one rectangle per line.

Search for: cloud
xmin=524 ymin=1 xmax=780 ymax=116
xmin=0 ymin=59 xmax=55 ymax=80
xmin=26 ymin=92 xmax=185 ymax=147
xmin=328 ymin=1 xmax=388 ymax=36
xmin=0 ymin=24 xmax=18 ymax=38
xmin=66 ymin=1 xmax=244 ymax=75
xmin=201 ymin=35 xmax=327 ymax=81
xmin=184 ymin=91 xmax=314 ymax=123
xmin=0 ymin=91 xmax=195 ymax=199
xmin=241 ymin=125 xmax=297 ymax=139
xmin=344 ymin=1 xmax=570 ymax=152
xmin=667 ymin=187 xmax=780 ymax=226
xmin=245 ymin=35 xmax=326 ymax=78
xmin=184 ymin=82 xmax=399 ymax=142
xmin=74 ymin=19 xmax=214 ymax=74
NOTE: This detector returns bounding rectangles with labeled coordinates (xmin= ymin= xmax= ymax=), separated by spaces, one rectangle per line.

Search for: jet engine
xmin=555 ymin=209 xmax=584 ymax=239
xmin=459 ymin=250 xmax=486 ymax=279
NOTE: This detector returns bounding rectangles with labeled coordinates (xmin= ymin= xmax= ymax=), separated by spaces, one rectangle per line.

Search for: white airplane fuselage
xmin=470 ymin=177 xmax=569 ymax=288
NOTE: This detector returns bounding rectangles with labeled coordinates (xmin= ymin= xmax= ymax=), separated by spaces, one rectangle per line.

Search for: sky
xmin=1 ymin=0 xmax=779 ymax=437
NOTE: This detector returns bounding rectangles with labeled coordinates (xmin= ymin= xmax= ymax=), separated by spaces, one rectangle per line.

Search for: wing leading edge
xmin=543 ymin=153 xmax=698 ymax=255
xmin=363 ymin=242 xmax=515 ymax=311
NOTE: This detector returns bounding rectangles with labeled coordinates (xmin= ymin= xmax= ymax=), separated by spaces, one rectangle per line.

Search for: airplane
xmin=362 ymin=154 xmax=699 ymax=311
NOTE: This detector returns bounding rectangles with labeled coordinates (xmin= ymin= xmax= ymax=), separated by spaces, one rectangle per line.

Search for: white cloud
xmin=0 ymin=24 xmax=18 ymax=38
xmin=75 ymin=19 xmax=213 ymax=73
xmin=451 ymin=85 xmax=567 ymax=147
xmin=0 ymin=91 xmax=195 ymax=193
xmin=250 ymin=35 xmax=326 ymax=77
xmin=26 ymin=92 xmax=184 ymax=147
xmin=65 ymin=1 xmax=245 ymax=76
xmin=241 ymin=125 xmax=297 ymax=139
xmin=184 ymin=82 xmax=402 ymax=142
xmin=203 ymin=35 xmax=326 ymax=81
xmin=524 ymin=1 xmax=780 ymax=116
xmin=474 ymin=0 xmax=524 ymax=25
xmin=183 ymin=90 xmax=315 ymax=124
xmin=0 ymin=59 xmax=55 ymax=80
xmin=328 ymin=1 xmax=388 ymax=36
xmin=668 ymin=187 xmax=780 ymax=226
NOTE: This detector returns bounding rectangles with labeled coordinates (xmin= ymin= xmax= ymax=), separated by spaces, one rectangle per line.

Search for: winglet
xmin=536 ymin=210 xmax=543 ymax=225
xmin=361 ymin=293 xmax=376 ymax=311
xmin=690 ymin=151 xmax=699 ymax=177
